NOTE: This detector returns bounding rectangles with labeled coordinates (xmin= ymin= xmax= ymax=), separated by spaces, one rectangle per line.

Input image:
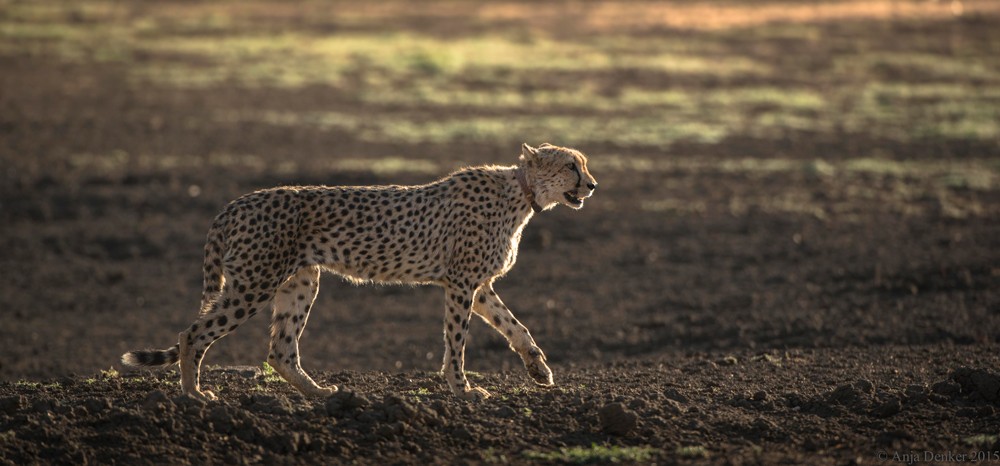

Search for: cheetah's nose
xmin=586 ymin=182 xmax=597 ymax=190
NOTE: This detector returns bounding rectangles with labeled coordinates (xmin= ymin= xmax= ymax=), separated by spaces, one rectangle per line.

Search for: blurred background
xmin=1 ymin=0 xmax=998 ymax=381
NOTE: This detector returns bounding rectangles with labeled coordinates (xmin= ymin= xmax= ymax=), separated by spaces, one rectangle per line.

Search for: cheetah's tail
xmin=121 ymin=344 xmax=180 ymax=368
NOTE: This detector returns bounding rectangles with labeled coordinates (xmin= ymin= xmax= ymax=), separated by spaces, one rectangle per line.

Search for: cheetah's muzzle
xmin=564 ymin=191 xmax=585 ymax=206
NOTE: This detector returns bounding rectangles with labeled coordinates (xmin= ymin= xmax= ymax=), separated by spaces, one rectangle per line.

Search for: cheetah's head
xmin=520 ymin=143 xmax=597 ymax=211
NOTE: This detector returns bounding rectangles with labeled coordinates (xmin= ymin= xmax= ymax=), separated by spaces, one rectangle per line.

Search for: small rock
xmin=598 ymin=402 xmax=638 ymax=436
xmin=751 ymin=390 xmax=769 ymax=402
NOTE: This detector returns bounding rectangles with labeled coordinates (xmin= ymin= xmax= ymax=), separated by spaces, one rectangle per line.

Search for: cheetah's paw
xmin=457 ymin=386 xmax=492 ymax=402
xmin=525 ymin=347 xmax=554 ymax=386
xmin=192 ymin=389 xmax=217 ymax=402
xmin=307 ymin=385 xmax=339 ymax=398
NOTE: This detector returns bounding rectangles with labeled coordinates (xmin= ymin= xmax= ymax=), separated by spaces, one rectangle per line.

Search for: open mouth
xmin=563 ymin=192 xmax=584 ymax=206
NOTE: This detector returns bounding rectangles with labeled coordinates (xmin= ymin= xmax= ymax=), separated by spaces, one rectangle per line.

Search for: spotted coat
xmin=122 ymin=143 xmax=597 ymax=401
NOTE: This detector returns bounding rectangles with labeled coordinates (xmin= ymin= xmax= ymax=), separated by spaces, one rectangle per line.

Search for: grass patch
xmin=964 ymin=434 xmax=999 ymax=446
xmin=14 ymin=381 xmax=42 ymax=390
xmin=261 ymin=362 xmax=283 ymax=384
xmin=600 ymin=154 xmax=999 ymax=189
xmin=4 ymin=0 xmax=1000 ymax=191
xmin=129 ymin=32 xmax=770 ymax=89
xmin=12 ymin=380 xmax=62 ymax=390
xmin=406 ymin=387 xmax=433 ymax=397
xmin=523 ymin=444 xmax=659 ymax=464
xmin=676 ymin=445 xmax=709 ymax=458
xmin=4 ymin=1 xmax=1000 ymax=147
xmin=220 ymin=110 xmax=730 ymax=147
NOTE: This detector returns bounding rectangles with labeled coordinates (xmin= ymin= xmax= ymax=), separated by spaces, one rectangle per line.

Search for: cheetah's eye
xmin=566 ymin=163 xmax=576 ymax=170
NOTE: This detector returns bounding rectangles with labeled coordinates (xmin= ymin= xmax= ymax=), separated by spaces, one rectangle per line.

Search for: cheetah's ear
xmin=520 ymin=143 xmax=540 ymax=165
xmin=539 ymin=142 xmax=554 ymax=148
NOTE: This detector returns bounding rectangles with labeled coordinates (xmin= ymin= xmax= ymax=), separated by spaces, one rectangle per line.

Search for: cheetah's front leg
xmin=472 ymin=284 xmax=554 ymax=387
xmin=442 ymin=284 xmax=491 ymax=401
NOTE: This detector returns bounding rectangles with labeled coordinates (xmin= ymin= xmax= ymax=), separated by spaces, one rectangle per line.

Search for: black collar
xmin=515 ymin=167 xmax=543 ymax=213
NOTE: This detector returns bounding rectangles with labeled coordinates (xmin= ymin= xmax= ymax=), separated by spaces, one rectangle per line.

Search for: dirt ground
xmin=1 ymin=1 xmax=999 ymax=464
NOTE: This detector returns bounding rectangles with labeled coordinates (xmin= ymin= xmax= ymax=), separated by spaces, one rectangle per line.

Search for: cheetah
xmin=122 ymin=143 xmax=597 ymax=401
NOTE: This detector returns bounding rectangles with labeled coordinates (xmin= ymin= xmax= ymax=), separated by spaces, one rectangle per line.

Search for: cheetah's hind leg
xmin=267 ymin=266 xmax=337 ymax=397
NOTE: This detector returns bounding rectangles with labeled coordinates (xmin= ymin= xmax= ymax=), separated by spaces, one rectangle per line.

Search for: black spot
xmin=216 ymin=315 xmax=228 ymax=326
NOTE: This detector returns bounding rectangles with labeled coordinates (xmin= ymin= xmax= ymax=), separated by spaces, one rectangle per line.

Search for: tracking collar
xmin=515 ymin=167 xmax=543 ymax=213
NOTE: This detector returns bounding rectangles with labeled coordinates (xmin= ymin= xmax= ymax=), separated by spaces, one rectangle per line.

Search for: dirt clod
xmin=0 ymin=395 xmax=25 ymax=414
xmin=952 ymin=367 xmax=1000 ymax=403
xmin=598 ymin=402 xmax=638 ymax=436
xmin=494 ymin=405 xmax=516 ymax=418
xmin=872 ymin=394 xmax=902 ymax=418
xmin=325 ymin=391 xmax=370 ymax=417
xmin=141 ymin=389 xmax=172 ymax=412
xmin=246 ymin=394 xmax=292 ymax=415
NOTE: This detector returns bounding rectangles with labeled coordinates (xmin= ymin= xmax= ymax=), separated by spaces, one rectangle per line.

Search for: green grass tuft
xmin=676 ymin=445 xmax=709 ymax=458
xmin=261 ymin=361 xmax=284 ymax=384
xmin=523 ymin=444 xmax=659 ymax=464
